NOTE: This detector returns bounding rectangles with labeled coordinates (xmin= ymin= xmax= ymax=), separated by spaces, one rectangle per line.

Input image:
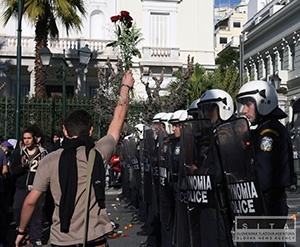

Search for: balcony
xmin=0 ymin=35 xmax=182 ymax=68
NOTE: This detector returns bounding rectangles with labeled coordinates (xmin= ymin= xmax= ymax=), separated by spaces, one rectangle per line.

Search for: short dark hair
xmin=22 ymin=126 xmax=37 ymax=144
xmin=63 ymin=109 xmax=93 ymax=137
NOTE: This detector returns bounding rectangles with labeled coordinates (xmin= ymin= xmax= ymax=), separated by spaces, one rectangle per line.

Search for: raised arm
xmin=107 ymin=70 xmax=135 ymax=144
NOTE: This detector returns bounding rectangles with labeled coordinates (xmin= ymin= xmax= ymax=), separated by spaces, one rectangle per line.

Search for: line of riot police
xmin=118 ymin=81 xmax=294 ymax=247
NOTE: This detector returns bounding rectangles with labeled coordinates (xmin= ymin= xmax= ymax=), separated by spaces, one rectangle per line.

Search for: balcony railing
xmin=0 ymin=35 xmax=181 ymax=65
xmin=0 ymin=35 xmax=115 ymax=57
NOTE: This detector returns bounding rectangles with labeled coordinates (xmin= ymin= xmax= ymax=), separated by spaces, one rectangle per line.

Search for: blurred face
xmin=240 ymin=101 xmax=257 ymax=123
xmin=204 ymin=105 xmax=219 ymax=125
xmin=172 ymin=124 xmax=181 ymax=138
xmin=53 ymin=135 xmax=60 ymax=143
xmin=153 ymin=123 xmax=161 ymax=134
xmin=198 ymin=103 xmax=220 ymax=125
xmin=23 ymin=132 xmax=35 ymax=149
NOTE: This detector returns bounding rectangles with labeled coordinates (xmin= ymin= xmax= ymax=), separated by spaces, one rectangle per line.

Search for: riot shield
xmin=174 ymin=119 xmax=228 ymax=247
xmin=143 ymin=127 xmax=159 ymax=215
xmin=139 ymin=137 xmax=145 ymax=202
xmin=157 ymin=129 xmax=175 ymax=228
xmin=186 ymin=119 xmax=225 ymax=247
xmin=122 ymin=137 xmax=140 ymax=208
xmin=119 ymin=140 xmax=131 ymax=200
xmin=214 ymin=117 xmax=265 ymax=219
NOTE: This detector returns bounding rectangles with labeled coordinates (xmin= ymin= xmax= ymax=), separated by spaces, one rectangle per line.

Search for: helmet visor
xmin=198 ymin=102 xmax=218 ymax=121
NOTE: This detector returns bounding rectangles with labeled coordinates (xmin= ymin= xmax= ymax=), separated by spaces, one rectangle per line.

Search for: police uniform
xmin=251 ymin=114 xmax=294 ymax=217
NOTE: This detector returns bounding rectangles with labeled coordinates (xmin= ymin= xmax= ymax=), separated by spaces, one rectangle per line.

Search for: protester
xmin=15 ymin=70 xmax=135 ymax=247
xmin=10 ymin=126 xmax=48 ymax=247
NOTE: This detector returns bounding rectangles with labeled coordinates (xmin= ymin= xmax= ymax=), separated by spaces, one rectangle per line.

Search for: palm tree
xmin=2 ymin=0 xmax=86 ymax=97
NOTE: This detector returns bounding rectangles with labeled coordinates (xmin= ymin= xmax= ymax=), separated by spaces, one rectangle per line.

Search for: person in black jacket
xmin=10 ymin=126 xmax=48 ymax=246
xmin=236 ymin=80 xmax=294 ymax=247
xmin=236 ymin=80 xmax=294 ymax=216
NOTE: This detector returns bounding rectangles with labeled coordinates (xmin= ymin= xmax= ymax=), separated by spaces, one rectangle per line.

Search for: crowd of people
xmin=0 ymin=126 xmax=63 ymax=247
xmin=0 ymin=72 xmax=296 ymax=247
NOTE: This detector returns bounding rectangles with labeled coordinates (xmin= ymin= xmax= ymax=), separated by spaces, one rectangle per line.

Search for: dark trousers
xmin=145 ymin=196 xmax=161 ymax=247
xmin=161 ymin=220 xmax=175 ymax=247
xmin=13 ymin=188 xmax=45 ymax=243
xmin=121 ymin=165 xmax=130 ymax=200
xmin=0 ymin=190 xmax=8 ymax=244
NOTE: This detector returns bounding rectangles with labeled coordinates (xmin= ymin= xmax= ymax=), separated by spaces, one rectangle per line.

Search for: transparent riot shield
xmin=122 ymin=137 xmax=140 ymax=209
xmin=175 ymin=119 xmax=227 ymax=247
xmin=139 ymin=136 xmax=145 ymax=202
xmin=119 ymin=139 xmax=131 ymax=200
xmin=143 ymin=127 xmax=159 ymax=214
xmin=214 ymin=117 xmax=265 ymax=219
xmin=157 ymin=129 xmax=174 ymax=228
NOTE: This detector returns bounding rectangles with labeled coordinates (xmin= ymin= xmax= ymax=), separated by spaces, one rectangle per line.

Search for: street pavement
xmin=285 ymin=189 xmax=300 ymax=247
xmin=105 ymin=188 xmax=147 ymax=247
xmin=5 ymin=188 xmax=300 ymax=246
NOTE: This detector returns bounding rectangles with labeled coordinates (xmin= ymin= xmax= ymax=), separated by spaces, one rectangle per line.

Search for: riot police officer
xmin=141 ymin=112 xmax=167 ymax=247
xmin=191 ymin=89 xmax=235 ymax=247
xmin=236 ymin=80 xmax=294 ymax=217
xmin=169 ymin=109 xmax=190 ymax=247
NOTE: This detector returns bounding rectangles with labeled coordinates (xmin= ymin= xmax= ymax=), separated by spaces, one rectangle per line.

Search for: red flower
xmin=110 ymin=15 xmax=121 ymax=22
xmin=120 ymin=11 xmax=130 ymax=17
xmin=107 ymin=10 xmax=142 ymax=70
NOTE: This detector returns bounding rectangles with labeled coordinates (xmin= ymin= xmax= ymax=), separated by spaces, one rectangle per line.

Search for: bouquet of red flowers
xmin=107 ymin=11 xmax=142 ymax=71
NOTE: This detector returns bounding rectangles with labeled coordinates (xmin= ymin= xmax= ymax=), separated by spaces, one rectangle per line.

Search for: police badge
xmin=260 ymin=136 xmax=273 ymax=151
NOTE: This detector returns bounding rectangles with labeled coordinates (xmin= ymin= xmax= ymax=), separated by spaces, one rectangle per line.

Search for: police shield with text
xmin=169 ymin=109 xmax=192 ymax=247
xmin=214 ymin=117 xmax=265 ymax=218
xmin=182 ymin=89 xmax=236 ymax=247
xmin=157 ymin=112 xmax=176 ymax=246
xmin=142 ymin=112 xmax=166 ymax=247
xmin=236 ymin=80 xmax=293 ymax=218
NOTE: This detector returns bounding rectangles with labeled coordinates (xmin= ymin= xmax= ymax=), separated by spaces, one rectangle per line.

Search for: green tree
xmin=212 ymin=65 xmax=240 ymax=98
xmin=186 ymin=63 xmax=213 ymax=104
xmin=214 ymin=48 xmax=240 ymax=98
xmin=215 ymin=49 xmax=239 ymax=72
xmin=2 ymin=0 xmax=86 ymax=97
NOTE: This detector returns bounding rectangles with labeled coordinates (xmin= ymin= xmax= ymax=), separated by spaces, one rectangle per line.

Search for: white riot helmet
xmin=236 ymin=80 xmax=278 ymax=116
xmin=160 ymin=112 xmax=173 ymax=134
xmin=152 ymin=112 xmax=166 ymax=123
xmin=179 ymin=110 xmax=191 ymax=122
xmin=134 ymin=123 xmax=145 ymax=139
xmin=169 ymin=110 xmax=186 ymax=125
xmin=198 ymin=89 xmax=234 ymax=121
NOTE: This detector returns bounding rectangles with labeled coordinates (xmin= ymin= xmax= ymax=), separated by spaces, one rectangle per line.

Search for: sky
xmin=215 ymin=0 xmax=242 ymax=7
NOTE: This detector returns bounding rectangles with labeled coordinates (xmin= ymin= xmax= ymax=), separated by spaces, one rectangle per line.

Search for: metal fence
xmin=0 ymin=97 xmax=96 ymax=139
xmin=0 ymin=96 xmax=152 ymax=140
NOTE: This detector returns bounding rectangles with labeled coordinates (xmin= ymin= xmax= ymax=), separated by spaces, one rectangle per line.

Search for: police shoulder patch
xmin=260 ymin=136 xmax=273 ymax=152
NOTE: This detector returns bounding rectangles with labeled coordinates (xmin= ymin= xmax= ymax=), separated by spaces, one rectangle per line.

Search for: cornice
xmin=245 ymin=1 xmax=300 ymax=42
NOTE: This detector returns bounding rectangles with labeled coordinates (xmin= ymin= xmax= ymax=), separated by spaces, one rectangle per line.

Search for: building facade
xmin=214 ymin=0 xmax=249 ymax=56
xmin=242 ymin=0 xmax=300 ymax=123
xmin=0 ymin=0 xmax=216 ymax=99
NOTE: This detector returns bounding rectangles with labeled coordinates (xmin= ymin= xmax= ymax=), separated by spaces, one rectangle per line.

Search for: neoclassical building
xmin=241 ymin=0 xmax=300 ymax=122
xmin=0 ymin=0 xmax=216 ymax=99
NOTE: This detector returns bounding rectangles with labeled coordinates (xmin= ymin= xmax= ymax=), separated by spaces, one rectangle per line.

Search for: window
xmin=233 ymin=21 xmax=241 ymax=28
xmin=220 ymin=37 xmax=227 ymax=44
xmin=21 ymin=86 xmax=29 ymax=96
xmin=90 ymin=87 xmax=98 ymax=97
xmin=150 ymin=13 xmax=170 ymax=47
